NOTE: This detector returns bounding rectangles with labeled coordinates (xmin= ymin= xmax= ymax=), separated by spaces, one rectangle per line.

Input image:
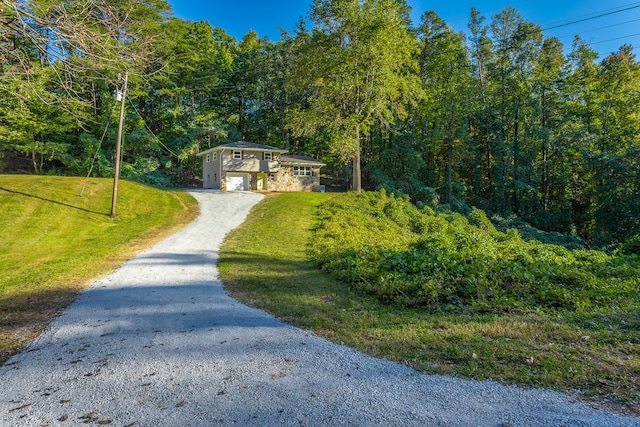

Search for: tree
xmin=0 ymin=66 xmax=76 ymax=173
xmin=467 ymin=7 xmax=493 ymax=206
xmin=0 ymin=0 xmax=168 ymax=110
xmin=416 ymin=10 xmax=471 ymax=203
xmin=588 ymin=46 xmax=640 ymax=244
xmin=138 ymin=18 xmax=235 ymax=185
xmin=486 ymin=8 xmax=543 ymax=214
xmin=1 ymin=0 xmax=172 ymax=177
xmin=288 ymin=0 xmax=422 ymax=192
xmin=533 ymin=36 xmax=565 ymax=214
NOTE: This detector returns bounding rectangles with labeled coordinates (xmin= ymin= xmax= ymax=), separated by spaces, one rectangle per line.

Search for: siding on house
xmin=202 ymin=151 xmax=221 ymax=189
xmin=223 ymin=156 xmax=281 ymax=173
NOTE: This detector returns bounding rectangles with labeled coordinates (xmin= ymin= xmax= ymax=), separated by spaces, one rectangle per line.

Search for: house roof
xmin=280 ymin=154 xmax=326 ymax=167
xmin=197 ymin=141 xmax=288 ymax=156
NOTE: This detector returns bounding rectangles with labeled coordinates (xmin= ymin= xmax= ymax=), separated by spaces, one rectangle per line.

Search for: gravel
xmin=1 ymin=190 xmax=638 ymax=427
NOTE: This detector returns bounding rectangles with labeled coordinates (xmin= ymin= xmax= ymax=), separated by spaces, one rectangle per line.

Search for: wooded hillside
xmin=1 ymin=0 xmax=639 ymax=247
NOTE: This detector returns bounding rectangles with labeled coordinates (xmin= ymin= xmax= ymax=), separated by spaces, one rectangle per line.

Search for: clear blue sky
xmin=169 ymin=0 xmax=640 ymax=59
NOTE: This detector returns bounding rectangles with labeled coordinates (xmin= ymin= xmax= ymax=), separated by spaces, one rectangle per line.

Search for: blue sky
xmin=169 ymin=0 xmax=640 ymax=59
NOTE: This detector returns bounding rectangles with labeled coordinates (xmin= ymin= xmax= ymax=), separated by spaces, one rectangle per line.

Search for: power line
xmin=591 ymin=31 xmax=640 ymax=45
xmin=444 ymin=0 xmax=533 ymax=24
xmin=543 ymin=4 xmax=640 ymax=31
xmin=127 ymin=97 xmax=180 ymax=159
xmin=80 ymin=119 xmax=111 ymax=197
xmin=439 ymin=1 xmax=640 ymax=58
xmin=542 ymin=1 xmax=640 ymax=27
xmin=556 ymin=17 xmax=640 ymax=39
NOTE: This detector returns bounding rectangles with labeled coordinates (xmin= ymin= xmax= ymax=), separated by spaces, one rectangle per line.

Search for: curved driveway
xmin=1 ymin=191 xmax=638 ymax=426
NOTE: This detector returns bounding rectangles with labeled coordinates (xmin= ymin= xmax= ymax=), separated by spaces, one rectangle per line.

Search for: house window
xmin=206 ymin=154 xmax=211 ymax=163
xmin=233 ymin=150 xmax=242 ymax=159
xmin=293 ymin=166 xmax=311 ymax=176
xmin=214 ymin=173 xmax=217 ymax=182
xmin=212 ymin=152 xmax=217 ymax=161
xmin=263 ymin=152 xmax=272 ymax=161
xmin=269 ymin=173 xmax=276 ymax=181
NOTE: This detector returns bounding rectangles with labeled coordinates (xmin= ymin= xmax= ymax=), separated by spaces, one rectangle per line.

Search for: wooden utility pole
xmin=111 ymin=72 xmax=128 ymax=218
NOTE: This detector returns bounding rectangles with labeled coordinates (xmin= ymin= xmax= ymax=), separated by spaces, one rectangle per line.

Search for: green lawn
xmin=219 ymin=192 xmax=640 ymax=416
xmin=0 ymin=175 xmax=199 ymax=364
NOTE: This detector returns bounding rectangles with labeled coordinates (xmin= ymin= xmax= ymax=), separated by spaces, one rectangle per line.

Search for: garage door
xmin=226 ymin=173 xmax=248 ymax=191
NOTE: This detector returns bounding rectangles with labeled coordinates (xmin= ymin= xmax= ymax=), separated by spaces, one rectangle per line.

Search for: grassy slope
xmin=0 ymin=175 xmax=199 ymax=363
xmin=219 ymin=192 xmax=640 ymax=416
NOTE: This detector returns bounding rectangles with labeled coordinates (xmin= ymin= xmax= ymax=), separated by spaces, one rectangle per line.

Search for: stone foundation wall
xmin=268 ymin=167 xmax=321 ymax=192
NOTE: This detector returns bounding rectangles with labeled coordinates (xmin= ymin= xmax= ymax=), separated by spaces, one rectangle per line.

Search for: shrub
xmin=312 ymin=192 xmax=640 ymax=312
xmin=618 ymin=235 xmax=640 ymax=256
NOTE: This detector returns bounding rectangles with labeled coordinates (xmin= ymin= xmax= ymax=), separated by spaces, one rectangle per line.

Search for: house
xmin=197 ymin=141 xmax=325 ymax=192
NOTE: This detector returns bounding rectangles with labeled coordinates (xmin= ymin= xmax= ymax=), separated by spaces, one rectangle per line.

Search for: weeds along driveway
xmin=1 ymin=191 xmax=638 ymax=427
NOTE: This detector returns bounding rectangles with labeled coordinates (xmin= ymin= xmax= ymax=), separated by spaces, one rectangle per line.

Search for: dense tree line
xmin=1 ymin=0 xmax=639 ymax=247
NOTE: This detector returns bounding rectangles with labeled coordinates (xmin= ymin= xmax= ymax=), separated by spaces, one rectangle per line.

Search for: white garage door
xmin=226 ymin=173 xmax=248 ymax=191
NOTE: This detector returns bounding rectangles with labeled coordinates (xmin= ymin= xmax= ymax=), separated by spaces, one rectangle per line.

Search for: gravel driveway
xmin=1 ymin=191 xmax=638 ymax=427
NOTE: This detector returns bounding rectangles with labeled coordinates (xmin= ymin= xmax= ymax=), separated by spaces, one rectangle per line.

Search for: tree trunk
xmin=31 ymin=151 xmax=39 ymax=174
xmin=512 ymin=111 xmax=520 ymax=213
xmin=542 ymin=140 xmax=549 ymax=211
xmin=238 ymin=97 xmax=244 ymax=139
xmin=352 ymin=127 xmax=362 ymax=192
xmin=474 ymin=138 xmax=483 ymax=206
xmin=446 ymin=135 xmax=453 ymax=203
xmin=541 ymin=90 xmax=550 ymax=211
xmin=91 ymin=81 xmax=99 ymax=119
xmin=497 ymin=138 xmax=506 ymax=214
xmin=409 ymin=110 xmax=418 ymax=148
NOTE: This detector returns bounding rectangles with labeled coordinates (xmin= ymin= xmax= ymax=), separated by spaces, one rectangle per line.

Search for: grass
xmin=218 ymin=192 xmax=640 ymax=416
xmin=0 ymin=175 xmax=199 ymax=364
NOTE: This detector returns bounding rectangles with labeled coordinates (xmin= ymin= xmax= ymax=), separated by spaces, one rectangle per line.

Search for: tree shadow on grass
xmin=0 ymin=187 xmax=108 ymax=216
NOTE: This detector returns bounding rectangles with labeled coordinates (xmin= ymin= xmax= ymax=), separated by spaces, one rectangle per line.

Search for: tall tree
xmin=588 ymin=45 xmax=640 ymax=243
xmin=288 ymin=0 xmax=422 ymax=191
xmin=467 ymin=7 xmax=493 ymax=206
xmin=0 ymin=66 xmax=76 ymax=173
xmin=416 ymin=10 xmax=471 ymax=203
xmin=0 ymin=0 xmax=169 ymax=110
xmin=139 ymin=18 xmax=235 ymax=185
xmin=533 ymin=36 xmax=565 ymax=214
xmin=0 ymin=0 xmax=172 ymax=177
xmin=478 ymin=7 xmax=543 ymax=214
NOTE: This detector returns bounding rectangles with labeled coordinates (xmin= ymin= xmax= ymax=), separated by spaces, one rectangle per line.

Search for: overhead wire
xmin=80 ymin=118 xmax=111 ymax=197
xmin=448 ymin=1 xmax=640 ymax=56
xmin=127 ymin=97 xmax=180 ymax=159
xmin=556 ymin=17 xmax=640 ymax=39
xmin=443 ymin=0 xmax=533 ymax=24
xmin=541 ymin=1 xmax=640 ymax=26
xmin=437 ymin=0 xmax=640 ymax=56
xmin=591 ymin=31 xmax=640 ymax=45
xmin=539 ymin=1 xmax=640 ymax=54
xmin=542 ymin=3 xmax=640 ymax=31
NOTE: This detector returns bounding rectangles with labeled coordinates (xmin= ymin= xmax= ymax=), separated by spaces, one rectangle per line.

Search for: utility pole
xmin=111 ymin=71 xmax=128 ymax=218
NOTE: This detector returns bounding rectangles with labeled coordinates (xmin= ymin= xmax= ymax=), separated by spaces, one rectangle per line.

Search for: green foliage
xmin=491 ymin=213 xmax=586 ymax=250
xmin=364 ymin=152 xmax=440 ymax=209
xmin=288 ymin=0 xmax=422 ymax=190
xmin=0 ymin=67 xmax=78 ymax=174
xmin=313 ymin=191 xmax=640 ymax=311
xmin=618 ymin=235 xmax=640 ymax=256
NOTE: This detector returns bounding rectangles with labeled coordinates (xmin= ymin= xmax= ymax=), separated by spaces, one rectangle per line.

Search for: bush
xmin=618 ymin=235 xmax=640 ymax=256
xmin=492 ymin=213 xmax=586 ymax=250
xmin=312 ymin=192 xmax=640 ymax=312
